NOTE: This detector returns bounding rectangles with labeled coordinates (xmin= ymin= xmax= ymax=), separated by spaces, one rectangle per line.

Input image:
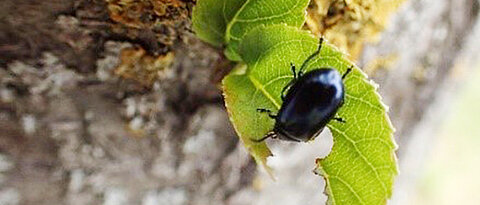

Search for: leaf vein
xmin=346 ymin=93 xmax=384 ymax=112
xmin=329 ymin=175 xmax=366 ymax=204
xmin=263 ymin=75 xmax=293 ymax=88
xmin=252 ymin=39 xmax=313 ymax=72
xmin=234 ymin=0 xmax=302 ymax=23
xmin=355 ymin=137 xmax=394 ymax=148
xmin=248 ymin=75 xmax=281 ymax=109
xmin=222 ymin=0 xmax=228 ymax=23
xmin=225 ymin=0 xmax=252 ymax=43
xmin=328 ymin=125 xmax=389 ymax=197
xmin=195 ymin=20 xmax=224 ymax=40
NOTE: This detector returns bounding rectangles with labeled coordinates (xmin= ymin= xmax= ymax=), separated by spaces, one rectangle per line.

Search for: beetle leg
xmin=251 ymin=131 xmax=276 ymax=143
xmin=333 ymin=117 xmax=346 ymax=123
xmin=298 ymin=37 xmax=324 ymax=75
xmin=290 ymin=63 xmax=297 ymax=79
xmin=342 ymin=66 xmax=353 ymax=79
xmin=256 ymin=108 xmax=277 ymax=119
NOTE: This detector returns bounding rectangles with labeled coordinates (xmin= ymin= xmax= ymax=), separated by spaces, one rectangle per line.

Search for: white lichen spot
xmin=142 ymin=188 xmax=187 ymax=205
xmin=22 ymin=115 xmax=36 ymax=135
xmin=69 ymin=169 xmax=85 ymax=193
xmin=50 ymin=70 xmax=78 ymax=87
xmin=129 ymin=117 xmax=144 ymax=131
xmin=125 ymin=98 xmax=137 ymax=118
xmin=42 ymin=52 xmax=61 ymax=66
xmin=0 ymin=89 xmax=14 ymax=103
xmin=103 ymin=188 xmax=128 ymax=205
xmin=0 ymin=188 xmax=20 ymax=205
xmin=96 ymin=55 xmax=119 ymax=81
xmin=141 ymin=191 xmax=159 ymax=205
xmin=8 ymin=61 xmax=35 ymax=75
xmin=84 ymin=111 xmax=95 ymax=121
xmin=182 ymin=130 xmax=215 ymax=155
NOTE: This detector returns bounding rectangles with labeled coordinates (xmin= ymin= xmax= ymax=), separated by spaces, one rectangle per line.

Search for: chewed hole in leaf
xmin=256 ymin=130 xmax=334 ymax=201
xmin=223 ymin=25 xmax=397 ymax=205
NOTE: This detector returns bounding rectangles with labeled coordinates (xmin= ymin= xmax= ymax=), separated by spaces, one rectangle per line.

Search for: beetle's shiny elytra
xmin=255 ymin=38 xmax=352 ymax=142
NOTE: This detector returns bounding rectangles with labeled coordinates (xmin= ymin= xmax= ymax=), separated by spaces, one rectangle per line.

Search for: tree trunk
xmin=0 ymin=0 xmax=478 ymax=205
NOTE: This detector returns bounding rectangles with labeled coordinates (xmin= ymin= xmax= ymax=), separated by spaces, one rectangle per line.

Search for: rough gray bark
xmin=0 ymin=0 xmax=478 ymax=205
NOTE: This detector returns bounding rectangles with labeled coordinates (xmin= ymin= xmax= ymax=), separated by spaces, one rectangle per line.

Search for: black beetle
xmin=255 ymin=38 xmax=352 ymax=142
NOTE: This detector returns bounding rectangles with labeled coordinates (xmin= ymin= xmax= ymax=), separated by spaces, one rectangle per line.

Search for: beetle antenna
xmin=299 ymin=37 xmax=324 ymax=75
xmin=251 ymin=132 xmax=276 ymax=143
xmin=342 ymin=66 xmax=353 ymax=79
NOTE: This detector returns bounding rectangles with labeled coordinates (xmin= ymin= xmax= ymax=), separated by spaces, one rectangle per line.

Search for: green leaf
xmin=192 ymin=0 xmax=246 ymax=47
xmin=223 ymin=25 xmax=398 ymax=204
xmin=192 ymin=0 xmax=309 ymax=60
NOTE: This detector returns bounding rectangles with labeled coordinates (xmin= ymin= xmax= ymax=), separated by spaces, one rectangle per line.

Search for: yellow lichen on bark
xmin=106 ymin=0 xmax=186 ymax=28
xmin=115 ymin=47 xmax=175 ymax=87
xmin=106 ymin=0 xmax=190 ymax=47
xmin=306 ymin=0 xmax=406 ymax=59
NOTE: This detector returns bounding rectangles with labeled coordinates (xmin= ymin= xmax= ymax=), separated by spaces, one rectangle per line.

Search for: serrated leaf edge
xmin=315 ymin=64 xmax=398 ymax=205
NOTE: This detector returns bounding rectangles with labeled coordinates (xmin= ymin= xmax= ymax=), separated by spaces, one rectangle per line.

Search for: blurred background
xmin=0 ymin=0 xmax=479 ymax=204
xmin=408 ymin=63 xmax=480 ymax=205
